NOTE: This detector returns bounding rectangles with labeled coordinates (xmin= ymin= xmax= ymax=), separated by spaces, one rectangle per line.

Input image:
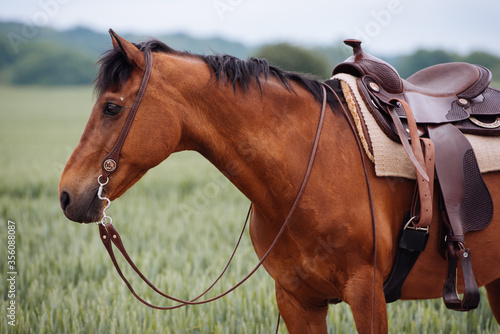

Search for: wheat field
xmin=0 ymin=86 xmax=498 ymax=333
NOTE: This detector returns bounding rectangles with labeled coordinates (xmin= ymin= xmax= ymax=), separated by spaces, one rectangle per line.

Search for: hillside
xmin=1 ymin=22 xmax=252 ymax=57
xmin=0 ymin=21 xmax=253 ymax=85
xmin=1 ymin=21 xmax=500 ymax=85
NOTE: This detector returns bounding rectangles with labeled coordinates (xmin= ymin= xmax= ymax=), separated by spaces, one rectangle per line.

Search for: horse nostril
xmin=60 ymin=191 xmax=71 ymax=211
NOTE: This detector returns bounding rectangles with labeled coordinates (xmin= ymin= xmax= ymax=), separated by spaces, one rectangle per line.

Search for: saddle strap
xmin=387 ymin=100 xmax=429 ymax=182
xmin=383 ymin=211 xmax=429 ymax=303
xmin=443 ymin=248 xmax=480 ymax=311
xmin=418 ymin=138 xmax=435 ymax=227
xmin=387 ymin=99 xmax=434 ymax=227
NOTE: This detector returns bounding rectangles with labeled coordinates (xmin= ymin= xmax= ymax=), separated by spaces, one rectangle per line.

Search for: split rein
xmin=95 ymin=48 xmax=377 ymax=331
xmin=95 ymin=47 xmax=328 ymax=310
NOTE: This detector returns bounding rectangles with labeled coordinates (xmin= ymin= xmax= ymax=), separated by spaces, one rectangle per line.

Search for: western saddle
xmin=333 ymin=40 xmax=500 ymax=311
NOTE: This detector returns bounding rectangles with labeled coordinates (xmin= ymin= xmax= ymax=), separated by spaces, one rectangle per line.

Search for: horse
xmin=58 ymin=30 xmax=500 ymax=333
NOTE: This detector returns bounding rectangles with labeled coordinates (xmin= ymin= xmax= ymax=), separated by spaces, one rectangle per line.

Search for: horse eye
xmin=103 ymin=103 xmax=122 ymax=115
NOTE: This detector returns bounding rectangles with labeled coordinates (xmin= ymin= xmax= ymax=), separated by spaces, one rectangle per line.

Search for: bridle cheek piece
xmin=96 ymin=48 xmax=153 ymax=225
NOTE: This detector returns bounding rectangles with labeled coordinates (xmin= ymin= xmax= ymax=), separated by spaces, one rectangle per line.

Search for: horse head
xmin=59 ymin=30 xmax=188 ymax=223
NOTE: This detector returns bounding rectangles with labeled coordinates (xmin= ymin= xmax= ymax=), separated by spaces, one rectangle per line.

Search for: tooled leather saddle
xmin=333 ymin=39 xmax=500 ymax=311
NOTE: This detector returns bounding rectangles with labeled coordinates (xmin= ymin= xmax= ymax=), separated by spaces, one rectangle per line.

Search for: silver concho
xmin=103 ymin=158 xmax=117 ymax=172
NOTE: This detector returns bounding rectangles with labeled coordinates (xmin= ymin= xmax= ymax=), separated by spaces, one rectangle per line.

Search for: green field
xmin=0 ymin=86 xmax=498 ymax=333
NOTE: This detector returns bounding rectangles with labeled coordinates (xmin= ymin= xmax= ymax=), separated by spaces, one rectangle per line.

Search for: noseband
xmin=95 ymin=46 xmax=329 ymax=316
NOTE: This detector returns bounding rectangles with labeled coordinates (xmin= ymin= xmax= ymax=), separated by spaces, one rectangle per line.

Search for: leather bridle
xmin=99 ymin=48 xmax=153 ymax=183
xmin=95 ymin=47 xmax=377 ymax=332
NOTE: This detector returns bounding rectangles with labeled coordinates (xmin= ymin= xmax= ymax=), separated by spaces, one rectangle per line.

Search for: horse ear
xmin=108 ymin=29 xmax=145 ymax=69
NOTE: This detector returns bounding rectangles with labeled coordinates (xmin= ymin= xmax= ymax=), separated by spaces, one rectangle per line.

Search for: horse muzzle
xmin=59 ymin=187 xmax=104 ymax=223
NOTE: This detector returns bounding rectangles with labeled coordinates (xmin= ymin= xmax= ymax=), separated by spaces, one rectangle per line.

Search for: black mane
xmin=95 ymin=40 xmax=180 ymax=95
xmin=95 ymin=39 xmax=334 ymax=106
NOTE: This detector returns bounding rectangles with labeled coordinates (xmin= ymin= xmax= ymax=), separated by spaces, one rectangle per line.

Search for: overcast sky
xmin=2 ymin=0 xmax=500 ymax=56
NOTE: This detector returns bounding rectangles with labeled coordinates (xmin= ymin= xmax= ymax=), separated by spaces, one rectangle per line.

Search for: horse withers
xmin=59 ymin=31 xmax=500 ymax=333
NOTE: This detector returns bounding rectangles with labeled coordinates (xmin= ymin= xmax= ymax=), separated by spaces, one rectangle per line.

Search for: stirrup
xmin=443 ymin=244 xmax=480 ymax=311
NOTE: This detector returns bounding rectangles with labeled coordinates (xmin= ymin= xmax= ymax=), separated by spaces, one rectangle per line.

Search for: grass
xmin=0 ymin=86 xmax=498 ymax=333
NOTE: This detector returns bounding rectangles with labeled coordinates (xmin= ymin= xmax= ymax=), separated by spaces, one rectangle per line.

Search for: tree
xmin=396 ymin=49 xmax=458 ymax=78
xmin=464 ymin=51 xmax=500 ymax=83
xmin=254 ymin=43 xmax=332 ymax=79
xmin=394 ymin=49 xmax=500 ymax=83
xmin=7 ymin=42 xmax=97 ymax=85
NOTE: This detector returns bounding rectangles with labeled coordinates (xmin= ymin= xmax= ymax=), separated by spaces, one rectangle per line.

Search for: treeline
xmin=1 ymin=21 xmax=500 ymax=85
xmin=395 ymin=49 xmax=500 ymax=80
xmin=254 ymin=43 xmax=500 ymax=82
xmin=0 ymin=34 xmax=97 ymax=85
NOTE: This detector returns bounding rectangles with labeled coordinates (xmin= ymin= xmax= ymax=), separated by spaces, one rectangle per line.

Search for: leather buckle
xmin=399 ymin=215 xmax=429 ymax=252
xmin=403 ymin=216 xmax=429 ymax=233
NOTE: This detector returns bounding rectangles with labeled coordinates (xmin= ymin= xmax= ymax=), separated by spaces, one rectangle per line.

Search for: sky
xmin=1 ymin=0 xmax=500 ymax=56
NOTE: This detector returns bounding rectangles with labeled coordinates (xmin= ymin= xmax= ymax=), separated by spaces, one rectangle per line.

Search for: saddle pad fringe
xmin=339 ymin=79 xmax=374 ymax=163
xmin=333 ymin=73 xmax=500 ymax=179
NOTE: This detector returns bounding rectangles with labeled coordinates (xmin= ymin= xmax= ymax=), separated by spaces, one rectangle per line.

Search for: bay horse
xmin=58 ymin=30 xmax=500 ymax=333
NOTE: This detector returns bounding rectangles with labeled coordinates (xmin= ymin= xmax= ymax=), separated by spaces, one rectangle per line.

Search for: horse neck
xmin=178 ymin=70 xmax=323 ymax=216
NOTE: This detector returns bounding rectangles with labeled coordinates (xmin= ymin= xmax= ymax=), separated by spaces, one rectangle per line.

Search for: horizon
xmin=1 ymin=0 xmax=500 ymax=57
xmin=2 ymin=18 xmax=500 ymax=60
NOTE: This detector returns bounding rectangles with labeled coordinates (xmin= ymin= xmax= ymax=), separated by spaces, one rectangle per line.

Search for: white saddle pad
xmin=332 ymin=73 xmax=500 ymax=180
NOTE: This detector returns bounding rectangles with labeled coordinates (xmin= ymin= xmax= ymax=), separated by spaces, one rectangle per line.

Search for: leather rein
xmin=95 ymin=47 xmax=332 ymax=310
